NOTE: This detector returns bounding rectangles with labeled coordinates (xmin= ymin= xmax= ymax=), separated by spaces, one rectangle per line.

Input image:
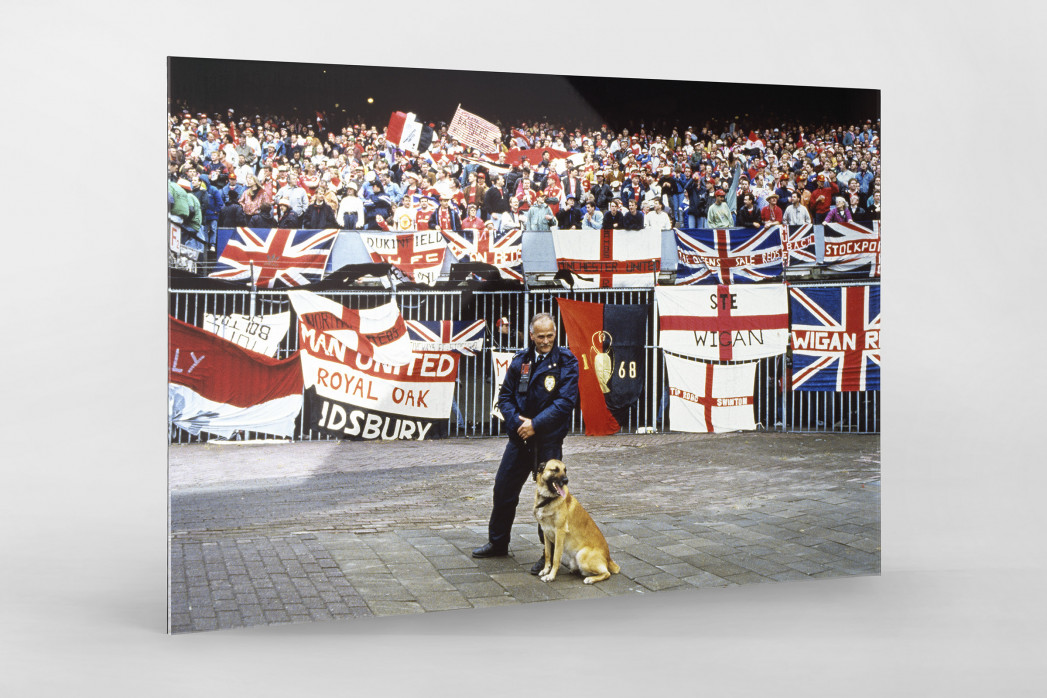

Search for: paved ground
xmin=169 ymin=432 xmax=880 ymax=633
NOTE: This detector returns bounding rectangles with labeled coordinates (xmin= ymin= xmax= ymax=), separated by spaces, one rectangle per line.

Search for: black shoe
xmin=530 ymin=558 xmax=545 ymax=575
xmin=471 ymin=542 xmax=509 ymax=558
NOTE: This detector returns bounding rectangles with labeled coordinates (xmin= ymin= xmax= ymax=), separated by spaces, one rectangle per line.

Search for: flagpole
xmin=249 ymin=261 xmax=257 ymax=318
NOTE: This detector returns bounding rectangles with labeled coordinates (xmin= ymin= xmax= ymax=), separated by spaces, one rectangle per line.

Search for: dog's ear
xmin=538 ymin=460 xmax=549 ymax=472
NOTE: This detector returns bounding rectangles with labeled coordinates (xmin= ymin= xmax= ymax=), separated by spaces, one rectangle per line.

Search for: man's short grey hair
xmin=529 ymin=313 xmax=555 ymax=333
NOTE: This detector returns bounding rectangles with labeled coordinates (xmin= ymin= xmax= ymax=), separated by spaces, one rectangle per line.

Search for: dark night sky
xmin=168 ymin=57 xmax=879 ymax=135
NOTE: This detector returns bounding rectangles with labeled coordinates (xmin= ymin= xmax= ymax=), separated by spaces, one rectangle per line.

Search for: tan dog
xmin=533 ymin=459 xmax=620 ymax=584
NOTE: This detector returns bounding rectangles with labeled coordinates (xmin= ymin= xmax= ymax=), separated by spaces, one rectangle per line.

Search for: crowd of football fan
xmin=167 ymin=107 xmax=880 ymax=254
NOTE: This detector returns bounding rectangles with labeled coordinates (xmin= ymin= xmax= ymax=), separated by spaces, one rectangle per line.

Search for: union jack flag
xmin=823 ymin=221 xmax=881 ymax=277
xmin=405 ymin=319 xmax=486 ymax=356
xmin=790 ymin=285 xmax=880 ymax=391
xmin=440 ymin=226 xmax=523 ymax=282
xmin=675 ymin=226 xmax=784 ymax=284
xmin=210 ymin=228 xmax=339 ymax=288
xmin=783 ymin=224 xmax=817 ymax=267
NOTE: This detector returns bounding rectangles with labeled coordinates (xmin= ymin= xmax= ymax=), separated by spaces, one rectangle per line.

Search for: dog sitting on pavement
xmin=533 ymin=459 xmax=620 ymax=584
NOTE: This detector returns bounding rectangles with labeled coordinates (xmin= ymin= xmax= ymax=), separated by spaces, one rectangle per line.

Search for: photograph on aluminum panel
xmin=168 ymin=57 xmax=881 ymax=634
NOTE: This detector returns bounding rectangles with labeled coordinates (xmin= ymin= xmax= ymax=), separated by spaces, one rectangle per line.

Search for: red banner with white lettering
xmin=168 ymin=317 xmax=303 ymax=438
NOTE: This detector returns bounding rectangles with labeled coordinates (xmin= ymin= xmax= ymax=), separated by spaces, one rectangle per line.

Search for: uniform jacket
xmin=497 ymin=345 xmax=579 ymax=453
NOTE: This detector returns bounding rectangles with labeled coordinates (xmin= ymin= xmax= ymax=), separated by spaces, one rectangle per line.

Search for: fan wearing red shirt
xmin=760 ymin=191 xmax=783 ymax=224
xmin=461 ymin=203 xmax=484 ymax=232
xmin=809 ymin=173 xmax=839 ymax=224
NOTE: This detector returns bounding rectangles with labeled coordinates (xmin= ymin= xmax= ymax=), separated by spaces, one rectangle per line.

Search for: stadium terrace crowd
xmin=167 ymin=107 xmax=880 ymax=254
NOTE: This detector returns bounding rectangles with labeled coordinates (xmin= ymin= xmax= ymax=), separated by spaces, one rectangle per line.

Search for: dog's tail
xmin=608 ymin=560 xmax=620 ymax=575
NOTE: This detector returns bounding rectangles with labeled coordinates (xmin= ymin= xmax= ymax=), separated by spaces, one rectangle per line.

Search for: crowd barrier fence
xmin=168 ymin=281 xmax=879 ymax=444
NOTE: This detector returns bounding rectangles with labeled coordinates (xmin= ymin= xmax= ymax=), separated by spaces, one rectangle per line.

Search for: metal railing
xmin=169 ymin=283 xmax=877 ymax=443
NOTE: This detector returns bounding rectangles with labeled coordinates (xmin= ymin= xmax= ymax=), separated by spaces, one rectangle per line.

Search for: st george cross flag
xmin=823 ymin=221 xmax=880 ymax=277
xmin=447 ymin=106 xmax=502 ymax=153
xmin=552 ymin=229 xmax=661 ymax=288
xmin=557 ymin=298 xmax=648 ymax=436
xmin=210 ymin=227 xmax=339 ymax=288
xmin=440 ymin=226 xmax=523 ymax=281
xmin=674 ymin=226 xmax=784 ymax=284
xmin=287 ymin=289 xmax=413 ymax=367
xmin=490 ymin=351 xmax=515 ymax=420
xmin=664 ymin=355 xmax=757 ymax=433
xmin=789 ymin=285 xmax=880 ymax=391
xmin=783 ymin=224 xmax=817 ymax=267
xmin=386 ymin=111 xmax=434 ymax=153
xmin=360 ymin=230 xmax=447 ymax=285
xmin=655 ymin=285 xmax=789 ymax=361
xmin=203 ymin=311 xmax=291 ymax=358
xmin=168 ymin=317 xmax=303 ymax=438
xmin=406 ymin=319 xmax=486 ymax=356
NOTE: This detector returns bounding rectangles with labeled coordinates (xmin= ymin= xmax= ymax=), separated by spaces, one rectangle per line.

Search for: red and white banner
xmin=299 ymin=341 xmax=459 ymax=440
xmin=492 ymin=147 xmax=572 ymax=166
xmin=361 ymin=230 xmax=447 ymax=286
xmin=168 ymin=317 xmax=303 ymax=438
xmin=490 ymin=351 xmax=516 ymax=420
xmin=656 ymin=285 xmax=789 ymax=361
xmin=287 ymin=289 xmax=413 ymax=367
xmin=552 ymin=229 xmax=661 ymax=288
xmin=386 ymin=111 xmax=423 ymax=152
xmin=447 ymin=106 xmax=502 ymax=153
xmin=664 ymin=355 xmax=757 ymax=433
xmin=203 ymin=312 xmax=290 ymax=358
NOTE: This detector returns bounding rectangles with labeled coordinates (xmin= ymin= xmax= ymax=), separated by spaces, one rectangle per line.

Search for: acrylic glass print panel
xmin=167 ymin=57 xmax=881 ymax=633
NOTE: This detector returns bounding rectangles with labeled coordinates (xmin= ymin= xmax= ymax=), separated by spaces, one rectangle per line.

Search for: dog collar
xmin=536 ymin=495 xmax=558 ymax=508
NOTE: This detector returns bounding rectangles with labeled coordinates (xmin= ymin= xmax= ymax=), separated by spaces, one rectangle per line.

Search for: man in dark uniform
xmin=472 ymin=313 xmax=579 ymax=574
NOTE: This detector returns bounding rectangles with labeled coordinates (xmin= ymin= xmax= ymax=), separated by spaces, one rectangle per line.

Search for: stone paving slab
xmin=169 ymin=432 xmax=879 ymax=633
